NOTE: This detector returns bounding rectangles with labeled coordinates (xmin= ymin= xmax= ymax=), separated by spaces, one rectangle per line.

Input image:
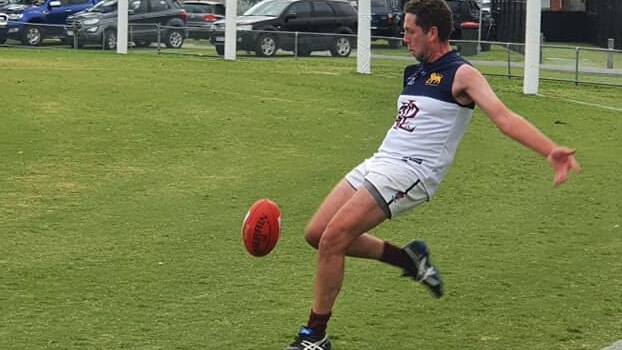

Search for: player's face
xmin=403 ymin=13 xmax=433 ymax=63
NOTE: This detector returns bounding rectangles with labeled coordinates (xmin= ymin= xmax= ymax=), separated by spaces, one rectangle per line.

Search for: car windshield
xmin=183 ymin=3 xmax=223 ymax=14
xmin=88 ymin=0 xmax=118 ymax=12
xmin=243 ymin=0 xmax=290 ymax=16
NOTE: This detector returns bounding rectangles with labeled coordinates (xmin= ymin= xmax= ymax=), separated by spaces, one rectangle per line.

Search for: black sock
xmin=379 ymin=241 xmax=415 ymax=272
xmin=307 ymin=310 xmax=331 ymax=336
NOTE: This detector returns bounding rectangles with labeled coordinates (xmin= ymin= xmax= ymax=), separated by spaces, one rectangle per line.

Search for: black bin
xmin=459 ymin=21 xmax=479 ymax=56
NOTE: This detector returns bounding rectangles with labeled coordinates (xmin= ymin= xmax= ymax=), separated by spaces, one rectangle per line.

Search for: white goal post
xmin=117 ymin=0 xmax=128 ymax=54
xmin=356 ymin=0 xmax=371 ymax=74
xmin=523 ymin=0 xmax=541 ymax=94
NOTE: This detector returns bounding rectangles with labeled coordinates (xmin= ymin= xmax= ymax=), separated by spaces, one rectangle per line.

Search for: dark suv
xmin=445 ymin=0 xmax=494 ymax=42
xmin=210 ymin=0 xmax=358 ymax=57
xmin=65 ymin=0 xmax=188 ymax=49
xmin=370 ymin=0 xmax=402 ymax=48
xmin=182 ymin=0 xmax=225 ymax=40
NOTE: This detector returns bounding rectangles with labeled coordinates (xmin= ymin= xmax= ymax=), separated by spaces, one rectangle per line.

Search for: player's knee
xmin=317 ymin=224 xmax=348 ymax=255
xmin=303 ymin=222 xmax=323 ymax=249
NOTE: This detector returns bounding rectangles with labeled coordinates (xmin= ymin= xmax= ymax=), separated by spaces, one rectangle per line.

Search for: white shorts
xmin=344 ymin=158 xmax=429 ymax=219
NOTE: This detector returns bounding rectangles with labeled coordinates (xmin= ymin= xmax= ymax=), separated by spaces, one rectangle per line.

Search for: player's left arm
xmin=453 ymin=65 xmax=581 ymax=186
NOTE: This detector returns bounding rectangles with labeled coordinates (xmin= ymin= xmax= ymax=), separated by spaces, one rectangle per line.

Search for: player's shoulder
xmin=454 ymin=62 xmax=484 ymax=83
xmin=403 ymin=63 xmax=421 ymax=77
xmin=403 ymin=63 xmax=424 ymax=85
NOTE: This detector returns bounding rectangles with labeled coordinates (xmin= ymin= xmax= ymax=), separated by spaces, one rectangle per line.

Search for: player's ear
xmin=428 ymin=26 xmax=439 ymax=40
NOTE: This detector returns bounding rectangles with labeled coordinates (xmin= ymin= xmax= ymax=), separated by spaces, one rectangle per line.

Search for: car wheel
xmin=330 ymin=35 xmax=352 ymax=57
xmin=297 ymin=44 xmax=312 ymax=57
xmin=22 ymin=25 xmax=42 ymax=46
xmin=215 ymin=44 xmax=224 ymax=56
xmin=164 ymin=29 xmax=184 ymax=48
xmin=255 ymin=33 xmax=277 ymax=57
xmin=134 ymin=40 xmax=151 ymax=47
xmin=103 ymin=29 xmax=117 ymax=50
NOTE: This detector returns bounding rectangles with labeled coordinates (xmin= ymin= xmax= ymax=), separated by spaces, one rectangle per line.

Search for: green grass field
xmin=1 ymin=48 xmax=621 ymax=350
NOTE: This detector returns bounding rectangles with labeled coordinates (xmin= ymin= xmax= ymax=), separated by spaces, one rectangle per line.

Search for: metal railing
xmin=452 ymin=40 xmax=622 ymax=87
xmin=2 ymin=23 xmax=621 ymax=87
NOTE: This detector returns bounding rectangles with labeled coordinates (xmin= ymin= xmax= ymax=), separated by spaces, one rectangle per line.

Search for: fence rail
xmin=1 ymin=22 xmax=621 ymax=87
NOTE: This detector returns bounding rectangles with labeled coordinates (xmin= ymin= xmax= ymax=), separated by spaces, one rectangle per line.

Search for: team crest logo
xmin=425 ymin=72 xmax=443 ymax=85
xmin=394 ymin=99 xmax=419 ymax=132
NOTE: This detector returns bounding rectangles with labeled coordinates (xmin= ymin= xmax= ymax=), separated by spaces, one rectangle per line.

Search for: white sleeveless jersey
xmin=372 ymin=51 xmax=475 ymax=197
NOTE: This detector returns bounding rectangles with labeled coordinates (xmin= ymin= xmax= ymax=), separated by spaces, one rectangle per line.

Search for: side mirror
xmin=49 ymin=0 xmax=61 ymax=7
xmin=128 ymin=9 xmax=134 ymax=14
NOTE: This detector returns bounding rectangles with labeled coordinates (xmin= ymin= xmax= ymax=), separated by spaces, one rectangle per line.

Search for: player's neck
xmin=425 ymin=43 xmax=452 ymax=63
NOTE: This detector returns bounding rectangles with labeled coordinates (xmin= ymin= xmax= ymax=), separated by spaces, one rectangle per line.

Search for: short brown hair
xmin=403 ymin=0 xmax=453 ymax=42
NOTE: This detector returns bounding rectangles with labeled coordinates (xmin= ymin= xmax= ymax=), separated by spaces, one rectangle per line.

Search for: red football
xmin=241 ymin=199 xmax=281 ymax=257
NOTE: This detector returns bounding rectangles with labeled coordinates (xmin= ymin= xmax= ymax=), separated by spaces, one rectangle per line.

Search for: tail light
xmin=179 ymin=9 xmax=188 ymax=21
xmin=387 ymin=14 xmax=393 ymax=25
xmin=202 ymin=14 xmax=218 ymax=21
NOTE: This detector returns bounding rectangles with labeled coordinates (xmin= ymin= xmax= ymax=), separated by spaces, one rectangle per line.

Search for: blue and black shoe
xmin=285 ymin=326 xmax=331 ymax=350
xmin=402 ymin=240 xmax=443 ymax=298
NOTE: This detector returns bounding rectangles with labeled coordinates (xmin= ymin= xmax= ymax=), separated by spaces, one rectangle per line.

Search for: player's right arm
xmin=452 ymin=64 xmax=580 ymax=186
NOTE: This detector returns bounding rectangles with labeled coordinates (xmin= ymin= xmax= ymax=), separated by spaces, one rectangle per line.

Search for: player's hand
xmin=547 ymin=147 xmax=581 ymax=187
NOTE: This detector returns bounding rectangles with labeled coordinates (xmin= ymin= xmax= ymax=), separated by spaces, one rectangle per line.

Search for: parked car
xmin=445 ymin=0 xmax=494 ymax=42
xmin=210 ymin=0 xmax=358 ymax=57
xmin=65 ymin=0 xmax=188 ymax=49
xmin=369 ymin=0 xmax=402 ymax=48
xmin=0 ymin=12 xmax=7 ymax=43
xmin=182 ymin=0 xmax=224 ymax=40
xmin=0 ymin=0 xmax=98 ymax=45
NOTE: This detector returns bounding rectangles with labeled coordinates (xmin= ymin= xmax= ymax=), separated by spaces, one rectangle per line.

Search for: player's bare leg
xmin=285 ymin=188 xmax=385 ymax=350
xmin=312 ymin=186 xmax=387 ymax=314
xmin=304 ymin=180 xmax=385 ymax=259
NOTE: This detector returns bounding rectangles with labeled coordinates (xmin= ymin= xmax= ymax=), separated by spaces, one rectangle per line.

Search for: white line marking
xmin=601 ymin=339 xmax=622 ymax=350
xmin=537 ymin=94 xmax=622 ymax=112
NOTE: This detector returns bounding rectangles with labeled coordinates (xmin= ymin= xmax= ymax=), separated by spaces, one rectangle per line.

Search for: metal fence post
xmin=607 ymin=38 xmax=614 ymax=69
xmin=540 ymin=32 xmax=544 ymax=64
xmin=72 ymin=22 xmax=78 ymax=49
xmin=156 ymin=24 xmax=161 ymax=54
xmin=506 ymin=42 xmax=511 ymax=78
xmin=574 ymin=46 xmax=580 ymax=85
xmin=294 ymin=31 xmax=298 ymax=58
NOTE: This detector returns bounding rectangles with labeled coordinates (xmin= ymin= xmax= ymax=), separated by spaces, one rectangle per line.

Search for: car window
xmin=243 ymin=0 xmax=291 ymax=16
xmin=445 ymin=1 xmax=459 ymax=13
xmin=88 ymin=0 xmax=117 ymax=13
xmin=286 ymin=1 xmax=312 ymax=17
xmin=9 ymin=0 xmax=37 ymax=4
xmin=329 ymin=1 xmax=356 ymax=16
xmin=183 ymin=3 xmax=211 ymax=13
xmin=313 ymin=1 xmax=334 ymax=16
xmin=371 ymin=0 xmax=384 ymax=8
xmin=68 ymin=0 xmax=90 ymax=4
xmin=149 ymin=0 xmax=169 ymax=11
xmin=130 ymin=0 xmax=147 ymax=13
xmin=212 ymin=4 xmax=225 ymax=14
